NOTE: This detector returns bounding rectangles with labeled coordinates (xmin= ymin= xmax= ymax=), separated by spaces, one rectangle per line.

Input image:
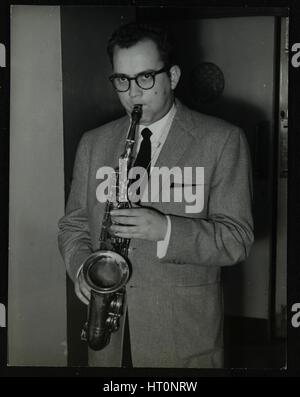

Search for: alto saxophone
xmin=79 ymin=104 xmax=143 ymax=351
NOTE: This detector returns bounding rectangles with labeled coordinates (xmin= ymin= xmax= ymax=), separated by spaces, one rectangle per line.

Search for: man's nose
xmin=128 ymin=80 xmax=142 ymax=98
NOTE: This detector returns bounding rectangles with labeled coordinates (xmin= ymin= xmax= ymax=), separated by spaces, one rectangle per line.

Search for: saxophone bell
xmin=80 ymin=251 xmax=130 ymax=350
xmin=82 ymin=251 xmax=130 ymax=294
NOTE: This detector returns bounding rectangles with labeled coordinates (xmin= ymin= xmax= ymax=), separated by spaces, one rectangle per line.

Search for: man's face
xmin=112 ymin=39 xmax=179 ymax=125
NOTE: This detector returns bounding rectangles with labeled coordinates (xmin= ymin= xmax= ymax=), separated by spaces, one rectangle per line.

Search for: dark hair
xmin=107 ymin=22 xmax=175 ymax=68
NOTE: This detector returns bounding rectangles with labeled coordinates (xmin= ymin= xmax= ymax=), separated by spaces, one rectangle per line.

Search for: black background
xmin=1 ymin=0 xmax=300 ymax=378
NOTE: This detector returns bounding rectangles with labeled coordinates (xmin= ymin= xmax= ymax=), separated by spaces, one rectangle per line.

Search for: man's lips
xmin=128 ymin=105 xmax=147 ymax=116
xmin=131 ymin=103 xmax=145 ymax=109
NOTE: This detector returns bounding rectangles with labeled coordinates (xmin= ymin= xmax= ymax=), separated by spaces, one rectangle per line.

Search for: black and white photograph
xmin=1 ymin=1 xmax=300 ymax=379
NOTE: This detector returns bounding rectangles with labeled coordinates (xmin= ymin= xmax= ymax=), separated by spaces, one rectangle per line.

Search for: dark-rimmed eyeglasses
xmin=109 ymin=66 xmax=169 ymax=92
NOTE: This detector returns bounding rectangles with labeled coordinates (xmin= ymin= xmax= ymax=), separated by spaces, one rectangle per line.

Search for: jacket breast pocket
xmin=160 ymin=183 xmax=207 ymax=216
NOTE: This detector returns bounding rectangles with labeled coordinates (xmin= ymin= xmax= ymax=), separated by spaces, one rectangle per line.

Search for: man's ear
xmin=169 ymin=65 xmax=181 ymax=90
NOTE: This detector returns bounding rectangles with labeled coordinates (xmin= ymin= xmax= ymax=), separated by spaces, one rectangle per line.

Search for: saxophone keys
xmin=106 ymin=315 xmax=120 ymax=333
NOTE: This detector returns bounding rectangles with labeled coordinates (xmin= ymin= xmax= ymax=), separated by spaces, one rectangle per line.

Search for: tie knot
xmin=141 ymin=128 xmax=152 ymax=140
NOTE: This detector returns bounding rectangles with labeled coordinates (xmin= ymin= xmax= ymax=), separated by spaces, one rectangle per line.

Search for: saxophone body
xmin=79 ymin=104 xmax=142 ymax=351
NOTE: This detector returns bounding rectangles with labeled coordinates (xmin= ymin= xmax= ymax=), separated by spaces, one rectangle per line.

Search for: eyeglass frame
xmin=109 ymin=65 xmax=170 ymax=92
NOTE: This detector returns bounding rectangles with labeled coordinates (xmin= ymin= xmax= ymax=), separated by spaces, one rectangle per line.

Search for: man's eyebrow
xmin=113 ymin=69 xmax=156 ymax=78
xmin=137 ymin=69 xmax=155 ymax=74
xmin=111 ymin=73 xmax=128 ymax=77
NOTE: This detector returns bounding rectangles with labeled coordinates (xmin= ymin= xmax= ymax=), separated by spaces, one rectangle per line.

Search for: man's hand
xmin=75 ymin=269 xmax=90 ymax=305
xmin=110 ymin=207 xmax=168 ymax=241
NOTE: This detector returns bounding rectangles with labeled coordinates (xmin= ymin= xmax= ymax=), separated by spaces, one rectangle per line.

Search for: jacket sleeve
xmin=161 ymin=127 xmax=254 ymax=267
xmin=58 ymin=134 xmax=93 ymax=283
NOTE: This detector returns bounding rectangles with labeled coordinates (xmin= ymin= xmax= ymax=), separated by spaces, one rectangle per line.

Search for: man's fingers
xmin=75 ymin=288 xmax=89 ymax=305
xmin=112 ymin=231 xmax=142 ymax=239
xmin=130 ymin=202 xmax=141 ymax=208
xmin=111 ymin=208 xmax=144 ymax=217
xmin=75 ymin=281 xmax=90 ymax=305
xmin=110 ymin=225 xmax=140 ymax=234
xmin=111 ymin=215 xmax=141 ymax=225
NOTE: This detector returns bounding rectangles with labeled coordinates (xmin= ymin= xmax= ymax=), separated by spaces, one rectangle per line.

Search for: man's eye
xmin=140 ymin=73 xmax=152 ymax=80
xmin=117 ymin=76 xmax=128 ymax=83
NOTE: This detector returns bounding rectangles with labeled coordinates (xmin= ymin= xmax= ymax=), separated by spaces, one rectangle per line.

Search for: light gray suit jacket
xmin=58 ymin=100 xmax=254 ymax=368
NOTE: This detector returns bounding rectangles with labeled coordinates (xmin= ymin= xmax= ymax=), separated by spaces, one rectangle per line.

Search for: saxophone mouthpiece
xmin=131 ymin=104 xmax=143 ymax=124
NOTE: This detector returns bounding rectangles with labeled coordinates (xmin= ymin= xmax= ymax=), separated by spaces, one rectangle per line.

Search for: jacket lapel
xmin=155 ymin=100 xmax=194 ymax=170
xmin=148 ymin=101 xmax=195 ymax=205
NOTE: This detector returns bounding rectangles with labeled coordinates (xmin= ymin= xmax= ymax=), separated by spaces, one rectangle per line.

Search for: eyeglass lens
xmin=113 ymin=73 xmax=154 ymax=92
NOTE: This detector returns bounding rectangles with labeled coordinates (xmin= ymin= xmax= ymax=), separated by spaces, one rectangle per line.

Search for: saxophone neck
xmin=121 ymin=105 xmax=143 ymax=164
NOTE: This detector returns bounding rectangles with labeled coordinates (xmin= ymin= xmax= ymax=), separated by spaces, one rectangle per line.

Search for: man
xmin=58 ymin=22 xmax=254 ymax=368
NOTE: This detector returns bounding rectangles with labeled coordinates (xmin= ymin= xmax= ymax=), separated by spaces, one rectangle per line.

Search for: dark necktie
xmin=133 ymin=127 xmax=152 ymax=177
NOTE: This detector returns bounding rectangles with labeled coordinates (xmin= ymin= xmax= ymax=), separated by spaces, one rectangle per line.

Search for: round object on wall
xmin=190 ymin=62 xmax=225 ymax=104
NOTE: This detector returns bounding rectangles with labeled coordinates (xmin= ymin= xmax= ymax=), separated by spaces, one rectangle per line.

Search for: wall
xmin=9 ymin=5 xmax=66 ymax=365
